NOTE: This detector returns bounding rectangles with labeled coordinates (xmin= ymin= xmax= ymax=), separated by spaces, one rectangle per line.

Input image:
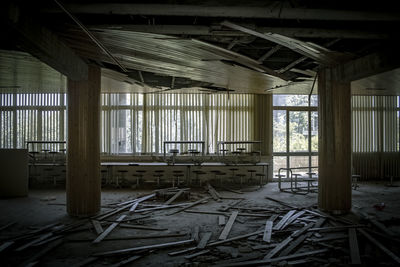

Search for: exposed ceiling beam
xmin=2 ymin=3 xmax=88 ymax=81
xmin=221 ymin=21 xmax=339 ymax=65
xmin=278 ymin=39 xmax=341 ymax=73
xmin=42 ymin=4 xmax=400 ymax=21
xmin=89 ymin=25 xmax=390 ymax=39
xmin=191 ymin=39 xmax=289 ymax=81
xmin=258 ymin=45 xmax=281 ymax=62
xmin=340 ymin=49 xmax=400 ymax=82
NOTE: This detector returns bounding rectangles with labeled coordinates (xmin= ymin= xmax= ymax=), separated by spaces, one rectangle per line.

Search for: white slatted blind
xmin=352 ymin=96 xmax=400 ymax=179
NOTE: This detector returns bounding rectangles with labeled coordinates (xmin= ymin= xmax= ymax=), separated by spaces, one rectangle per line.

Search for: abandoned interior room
xmin=1 ymin=0 xmax=400 ymax=266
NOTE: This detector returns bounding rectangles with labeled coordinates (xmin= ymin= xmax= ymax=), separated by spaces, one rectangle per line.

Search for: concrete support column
xmin=67 ymin=65 xmax=101 ymax=216
xmin=318 ymin=67 xmax=351 ymax=213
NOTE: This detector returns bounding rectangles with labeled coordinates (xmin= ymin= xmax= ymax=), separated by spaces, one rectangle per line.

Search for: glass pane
xmin=273 ymin=95 xmax=309 ymax=107
xmin=289 ymin=111 xmax=309 ymax=152
xmin=273 ymin=110 xmax=286 ymax=152
xmin=311 ymin=111 xmax=318 ymax=152
xmin=273 ymin=156 xmax=287 ymax=178
xmin=310 ymin=95 xmax=318 ymax=107
xmin=289 ymin=156 xmax=309 ymax=176
xmin=117 ymin=110 xmax=132 ymax=153
xmin=311 ymin=156 xmax=319 ymax=176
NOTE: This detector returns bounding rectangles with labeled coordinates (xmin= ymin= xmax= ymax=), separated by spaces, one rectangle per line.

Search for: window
xmin=101 ymin=93 xmax=255 ymax=155
xmin=0 ymin=93 xmax=66 ymax=150
xmin=272 ymin=94 xmax=318 ymax=177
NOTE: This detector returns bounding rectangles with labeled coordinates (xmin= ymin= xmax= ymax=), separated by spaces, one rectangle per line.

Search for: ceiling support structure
xmin=221 ymin=21 xmax=338 ymax=65
xmin=258 ymin=45 xmax=281 ymax=62
xmin=53 ymin=0 xmax=128 ymax=73
xmin=43 ymin=4 xmax=400 ymax=22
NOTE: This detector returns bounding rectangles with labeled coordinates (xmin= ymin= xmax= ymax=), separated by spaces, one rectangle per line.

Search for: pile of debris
xmin=0 ymin=185 xmax=399 ymax=266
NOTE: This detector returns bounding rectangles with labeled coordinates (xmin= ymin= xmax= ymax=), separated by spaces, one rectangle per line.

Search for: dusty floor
xmin=0 ymin=180 xmax=400 ymax=266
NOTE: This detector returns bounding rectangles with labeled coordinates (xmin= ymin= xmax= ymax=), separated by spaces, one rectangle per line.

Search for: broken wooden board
xmin=15 ymin=232 xmax=53 ymax=251
xmin=164 ymin=190 xmax=184 ymax=205
xmin=291 ymin=222 xmax=314 ymax=238
xmin=0 ymin=241 xmax=14 ymax=252
xmin=264 ymin=236 xmax=293 ymax=259
xmin=358 ymin=229 xmax=400 ymax=264
xmin=68 ymin=233 xmax=187 ymax=242
xmin=197 ymin=232 xmax=212 ymax=249
xmin=109 ymin=255 xmax=142 ymax=267
xmin=219 ymin=199 xmax=243 ymax=212
xmin=348 ymin=228 xmax=361 ymax=265
xmin=281 ymin=210 xmax=306 ymax=229
xmin=265 ymin=196 xmax=298 ymax=209
xmin=19 ymin=239 xmax=63 ymax=267
xmin=71 ymin=257 xmax=98 ymax=267
xmin=192 ymin=226 xmax=200 ymax=243
xmin=220 ymin=248 xmax=329 ymax=267
xmin=0 ymin=222 xmax=16 ymax=232
xmin=184 ymin=209 xmax=270 ymax=217
xmin=273 ymin=210 xmax=296 ymax=230
xmin=279 ymin=233 xmax=309 ymax=257
xmin=168 ymin=247 xmax=197 ymax=256
xmin=184 ymin=249 xmax=210 ymax=260
xmin=168 ymin=197 xmax=210 ymax=215
xmin=262 ymin=221 xmax=273 ymax=243
xmin=93 ymin=215 xmax=127 ymax=244
xmin=93 ymin=239 xmax=195 ymax=256
xmin=219 ymin=216 xmax=226 ymax=226
xmin=91 ymin=220 xmax=103 ymax=235
xmin=128 ymin=202 xmax=139 ymax=214
xmin=119 ymin=224 xmax=167 ymax=231
xmin=219 ymin=211 xmax=239 ymax=240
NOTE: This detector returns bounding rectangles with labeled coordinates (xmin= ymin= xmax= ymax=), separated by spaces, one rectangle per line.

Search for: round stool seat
xmin=137 ymin=170 xmax=146 ymax=173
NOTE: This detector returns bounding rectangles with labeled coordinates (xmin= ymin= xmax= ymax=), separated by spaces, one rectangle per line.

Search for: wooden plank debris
xmin=219 ymin=211 xmax=239 ymax=240
xmin=71 ymin=257 xmax=98 ymax=267
xmin=264 ymin=236 xmax=293 ymax=259
xmin=279 ymin=234 xmax=308 ymax=257
xmin=93 ymin=215 xmax=127 ymax=244
xmin=292 ymin=222 xmax=314 ymax=238
xmin=197 ymin=232 xmax=212 ymax=249
xmin=219 ymin=216 xmax=226 ymax=226
xmin=109 ymin=255 xmax=142 ymax=267
xmin=15 ymin=232 xmax=53 ymax=251
xmin=119 ymin=224 xmax=167 ymax=231
xmin=358 ymin=229 xmax=400 ymax=264
xmin=168 ymin=247 xmax=197 ymax=256
xmin=164 ymin=190 xmax=184 ymax=205
xmin=273 ymin=210 xmax=296 ymax=230
xmin=93 ymin=239 xmax=195 ymax=256
xmin=281 ymin=210 xmax=306 ymax=229
xmin=308 ymin=224 xmax=366 ymax=232
xmin=192 ymin=226 xmax=200 ymax=243
xmin=68 ymin=233 xmax=187 ymax=242
xmin=184 ymin=209 xmax=270 ymax=217
xmin=168 ymin=197 xmax=210 ymax=215
xmin=134 ymin=203 xmax=188 ymax=213
xmin=265 ymin=196 xmax=298 ymax=209
xmin=220 ymin=249 xmax=329 ymax=267
xmin=206 ymin=183 xmax=222 ymax=201
xmin=262 ymin=221 xmax=273 ymax=243
xmin=0 ymin=222 xmax=16 ymax=232
xmin=219 ymin=199 xmax=243 ymax=212
xmin=348 ymin=228 xmax=361 ymax=265
xmin=91 ymin=220 xmax=103 ymax=235
xmin=184 ymin=249 xmax=210 ymax=259
xmin=0 ymin=241 xmax=14 ymax=252
xmin=128 ymin=202 xmax=139 ymax=214
xmin=19 ymin=239 xmax=63 ymax=267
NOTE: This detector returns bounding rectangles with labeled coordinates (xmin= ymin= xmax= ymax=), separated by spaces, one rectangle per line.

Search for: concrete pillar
xmin=66 ymin=65 xmax=101 ymax=216
xmin=318 ymin=67 xmax=352 ymax=213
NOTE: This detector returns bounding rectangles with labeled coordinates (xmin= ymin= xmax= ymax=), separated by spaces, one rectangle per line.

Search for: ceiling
xmin=2 ymin=0 xmax=400 ymax=95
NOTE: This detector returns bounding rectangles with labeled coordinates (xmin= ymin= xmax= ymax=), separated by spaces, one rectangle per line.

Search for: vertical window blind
xmin=352 ymin=96 xmax=400 ymax=179
xmin=0 ymin=93 xmax=66 ymax=151
xmin=101 ymin=93 xmax=255 ymax=154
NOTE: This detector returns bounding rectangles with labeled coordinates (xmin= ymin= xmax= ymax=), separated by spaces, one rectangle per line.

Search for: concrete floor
xmin=1 ymin=181 xmax=399 ymax=266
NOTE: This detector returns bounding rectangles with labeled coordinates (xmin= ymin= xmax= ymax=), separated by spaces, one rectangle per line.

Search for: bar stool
xmin=236 ymin=147 xmax=246 ymax=153
xmin=169 ymin=149 xmax=179 ymax=165
xmin=256 ymin=173 xmax=266 ymax=188
xmin=116 ymin=169 xmax=128 ymax=188
xmin=236 ymin=174 xmax=246 ymax=187
xmin=216 ymin=172 xmax=226 ymax=187
xmin=173 ymin=170 xmax=184 ymax=187
xmin=192 ymin=170 xmax=206 ymax=186
xmin=154 ymin=170 xmax=165 ymax=187
xmin=49 ymin=151 xmax=58 ymax=163
xmin=29 ymin=151 xmax=39 ymax=164
xmin=352 ymin=174 xmax=360 ymax=190
xmin=229 ymin=168 xmax=238 ymax=179
xmin=41 ymin=149 xmax=50 ymax=160
xmin=101 ymin=169 xmax=108 ymax=186
xmin=210 ymin=170 xmax=220 ymax=184
xmin=247 ymin=169 xmax=256 ymax=184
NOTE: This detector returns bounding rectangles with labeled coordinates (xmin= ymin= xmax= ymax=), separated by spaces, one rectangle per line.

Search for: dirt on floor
xmin=0 ymin=180 xmax=400 ymax=266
